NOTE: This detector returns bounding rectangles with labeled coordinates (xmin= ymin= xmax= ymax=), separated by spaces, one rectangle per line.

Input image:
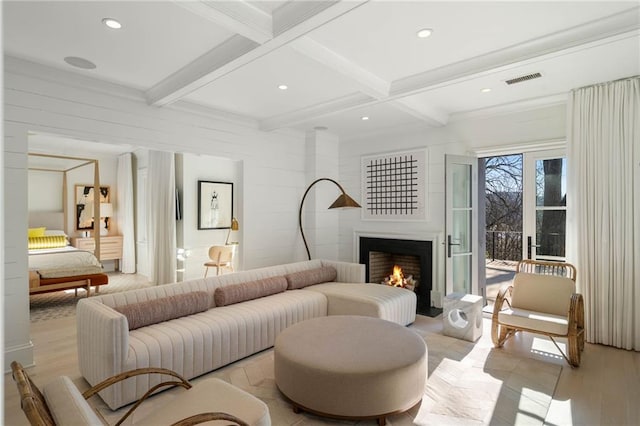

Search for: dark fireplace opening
xmin=359 ymin=237 xmax=435 ymax=316
xmin=369 ymin=252 xmax=421 ymax=288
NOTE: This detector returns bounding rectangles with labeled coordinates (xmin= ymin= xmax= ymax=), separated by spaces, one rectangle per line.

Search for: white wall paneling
xmin=4 ymin=124 xmax=34 ymax=372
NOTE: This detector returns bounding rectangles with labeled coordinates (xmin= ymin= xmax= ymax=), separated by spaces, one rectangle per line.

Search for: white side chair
xmin=204 ymin=245 xmax=235 ymax=277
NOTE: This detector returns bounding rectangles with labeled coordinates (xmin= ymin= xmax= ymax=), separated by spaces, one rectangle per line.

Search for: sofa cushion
xmin=114 ymin=291 xmax=210 ymax=330
xmin=214 ymin=276 xmax=287 ymax=306
xmin=43 ymin=376 xmax=103 ymax=426
xmin=285 ymin=266 xmax=337 ymax=289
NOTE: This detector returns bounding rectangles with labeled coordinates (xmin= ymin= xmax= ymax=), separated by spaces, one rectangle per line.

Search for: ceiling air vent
xmin=505 ymin=72 xmax=542 ymax=85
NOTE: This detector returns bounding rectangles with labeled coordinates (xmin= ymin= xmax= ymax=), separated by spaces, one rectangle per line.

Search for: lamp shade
xmin=226 ymin=217 xmax=239 ymax=245
xmin=100 ymin=203 xmax=113 ymax=218
xmin=329 ymin=193 xmax=361 ymax=209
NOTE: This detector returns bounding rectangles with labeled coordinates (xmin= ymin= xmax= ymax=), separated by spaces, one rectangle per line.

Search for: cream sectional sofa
xmin=76 ymin=259 xmax=416 ymax=410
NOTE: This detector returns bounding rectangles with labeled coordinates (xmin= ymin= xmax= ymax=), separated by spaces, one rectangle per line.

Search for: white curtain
xmin=116 ymin=153 xmax=136 ymax=273
xmin=147 ymin=150 xmax=176 ymax=285
xmin=567 ymin=76 xmax=640 ymax=350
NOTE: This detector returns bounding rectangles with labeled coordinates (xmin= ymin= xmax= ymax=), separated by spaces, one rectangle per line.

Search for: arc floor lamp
xmin=298 ymin=178 xmax=361 ymax=260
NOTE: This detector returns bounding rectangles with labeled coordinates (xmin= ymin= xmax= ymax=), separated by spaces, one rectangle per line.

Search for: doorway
xmin=483 ymin=149 xmax=567 ymax=302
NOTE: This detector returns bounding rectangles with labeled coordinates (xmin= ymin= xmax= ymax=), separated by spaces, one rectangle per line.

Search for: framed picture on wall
xmin=361 ymin=149 xmax=428 ymax=221
xmin=198 ymin=181 xmax=233 ymax=230
xmin=75 ymin=185 xmax=111 ymax=231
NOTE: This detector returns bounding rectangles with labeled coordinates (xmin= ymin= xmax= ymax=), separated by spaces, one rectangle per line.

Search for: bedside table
xmin=71 ymin=235 xmax=123 ymax=269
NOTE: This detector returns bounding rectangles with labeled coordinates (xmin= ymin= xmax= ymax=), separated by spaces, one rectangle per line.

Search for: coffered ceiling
xmin=4 ymin=1 xmax=640 ymax=140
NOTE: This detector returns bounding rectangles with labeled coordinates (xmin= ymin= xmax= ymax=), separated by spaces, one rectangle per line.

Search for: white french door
xmin=522 ymin=149 xmax=567 ymax=261
xmin=445 ymin=155 xmax=479 ymax=295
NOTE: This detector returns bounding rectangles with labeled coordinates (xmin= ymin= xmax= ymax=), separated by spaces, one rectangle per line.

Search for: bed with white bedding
xmin=28 ymin=246 xmax=109 ymax=296
xmin=27 ymin=211 xmax=108 ymax=296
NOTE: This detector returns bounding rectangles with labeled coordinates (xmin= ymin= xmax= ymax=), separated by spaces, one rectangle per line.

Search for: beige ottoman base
xmin=274 ymin=316 xmax=427 ymax=426
xmin=278 ymin=390 xmax=422 ymax=426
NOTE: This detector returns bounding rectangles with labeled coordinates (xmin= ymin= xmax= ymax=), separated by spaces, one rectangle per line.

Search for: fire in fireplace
xmin=382 ymin=265 xmax=417 ymax=291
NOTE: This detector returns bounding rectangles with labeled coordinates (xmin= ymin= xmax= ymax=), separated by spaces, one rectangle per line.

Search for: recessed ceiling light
xmin=102 ymin=18 xmax=122 ymax=29
xmin=361 ymin=116 xmax=369 ymax=121
xmin=64 ymin=56 xmax=96 ymax=70
xmin=278 ymin=84 xmax=288 ymax=90
xmin=417 ymin=28 xmax=433 ymax=38
xmin=480 ymin=88 xmax=492 ymax=93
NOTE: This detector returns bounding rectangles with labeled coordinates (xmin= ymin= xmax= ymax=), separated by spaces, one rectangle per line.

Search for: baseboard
xmin=4 ymin=341 xmax=34 ymax=374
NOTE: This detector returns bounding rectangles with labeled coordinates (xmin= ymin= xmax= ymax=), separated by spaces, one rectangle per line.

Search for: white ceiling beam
xmin=147 ymin=0 xmax=369 ymax=106
xmin=172 ymin=0 xmax=273 ymax=44
xmin=260 ymin=93 xmax=374 ymax=132
xmin=290 ymin=36 xmax=389 ymax=99
xmin=390 ymin=98 xmax=449 ymax=127
xmin=146 ymin=35 xmax=259 ymax=106
xmin=289 ymin=36 xmax=450 ymax=127
xmin=391 ymin=7 xmax=640 ymax=98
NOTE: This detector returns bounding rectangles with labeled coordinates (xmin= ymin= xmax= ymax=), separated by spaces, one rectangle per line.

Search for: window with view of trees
xmin=485 ymin=154 xmax=523 ymax=261
xmin=484 ymin=154 xmax=567 ymax=262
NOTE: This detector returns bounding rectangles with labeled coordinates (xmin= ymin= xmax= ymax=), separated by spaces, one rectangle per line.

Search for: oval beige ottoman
xmin=274 ymin=315 xmax=427 ymax=426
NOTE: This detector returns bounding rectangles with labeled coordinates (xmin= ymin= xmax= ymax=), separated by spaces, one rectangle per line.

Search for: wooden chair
xmin=204 ymin=245 xmax=235 ymax=277
xmin=11 ymin=361 xmax=249 ymax=426
xmin=491 ymin=259 xmax=584 ymax=367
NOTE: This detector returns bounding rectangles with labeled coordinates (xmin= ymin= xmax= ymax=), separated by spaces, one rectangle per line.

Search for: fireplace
xmin=359 ymin=237 xmax=433 ymax=316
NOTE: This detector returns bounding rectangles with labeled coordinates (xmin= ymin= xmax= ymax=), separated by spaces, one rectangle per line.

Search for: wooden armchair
xmin=491 ymin=260 xmax=584 ymax=367
xmin=11 ymin=361 xmax=250 ymax=426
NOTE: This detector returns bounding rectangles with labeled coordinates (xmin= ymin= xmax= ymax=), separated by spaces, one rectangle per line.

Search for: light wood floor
xmin=4 ymin=312 xmax=639 ymax=425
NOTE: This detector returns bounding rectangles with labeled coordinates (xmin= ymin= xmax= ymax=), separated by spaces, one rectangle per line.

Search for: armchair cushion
xmin=510 ymin=273 xmax=575 ymax=316
xmin=498 ymin=307 xmax=569 ymax=336
xmin=43 ymin=376 xmax=103 ymax=426
xmin=135 ymin=378 xmax=269 ymax=426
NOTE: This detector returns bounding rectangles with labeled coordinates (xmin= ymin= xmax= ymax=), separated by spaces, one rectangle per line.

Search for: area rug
xmin=29 ymin=273 xmax=152 ymax=322
xmin=96 ymin=317 xmax=562 ymax=426
xmin=413 ymin=325 xmax=563 ymax=425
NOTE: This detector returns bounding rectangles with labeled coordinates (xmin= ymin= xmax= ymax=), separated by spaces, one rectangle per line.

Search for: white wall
xmin=4 ymin=123 xmax=33 ymax=369
xmin=27 ymin=154 xmax=119 ymax=235
xmin=27 ymin=170 xmax=63 ymax=211
xmin=179 ymin=153 xmax=241 ymax=281
xmin=338 ymin=104 xmax=567 ymax=305
xmin=302 ymin=130 xmax=345 ymax=261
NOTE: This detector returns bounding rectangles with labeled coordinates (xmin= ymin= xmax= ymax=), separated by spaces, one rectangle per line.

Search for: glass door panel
xmin=524 ymin=151 xmax=567 ymax=261
xmin=452 ymin=255 xmax=471 ymax=294
xmin=446 ymin=155 xmax=478 ymax=296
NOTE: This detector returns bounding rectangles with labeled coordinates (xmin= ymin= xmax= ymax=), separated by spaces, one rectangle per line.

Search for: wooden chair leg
xmin=204 ymin=267 xmax=209 ymax=278
xmin=568 ymin=334 xmax=581 ymax=367
xmin=492 ymin=322 xmax=509 ymax=348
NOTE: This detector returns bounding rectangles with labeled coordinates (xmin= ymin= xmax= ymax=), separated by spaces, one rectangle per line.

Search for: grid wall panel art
xmin=361 ymin=149 xmax=427 ymax=220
